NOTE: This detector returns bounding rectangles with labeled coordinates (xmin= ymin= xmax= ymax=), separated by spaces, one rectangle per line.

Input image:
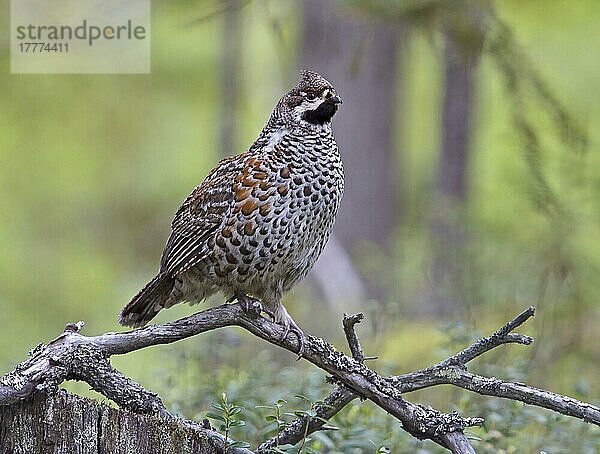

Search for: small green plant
xmin=206 ymin=392 xmax=250 ymax=450
xmin=256 ymin=398 xmax=289 ymax=451
xmin=289 ymin=394 xmax=338 ymax=453
xmin=257 ymin=395 xmax=339 ymax=453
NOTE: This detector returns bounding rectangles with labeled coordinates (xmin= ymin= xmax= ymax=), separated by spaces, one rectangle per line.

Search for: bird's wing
xmin=159 ymin=155 xmax=243 ymax=276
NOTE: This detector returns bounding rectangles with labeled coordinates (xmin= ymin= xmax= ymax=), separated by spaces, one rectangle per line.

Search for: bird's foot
xmin=236 ymin=296 xmax=305 ymax=359
xmin=273 ymin=307 xmax=305 ymax=360
xmin=236 ymin=293 xmax=263 ymax=317
xmin=279 ymin=322 xmax=305 ymax=360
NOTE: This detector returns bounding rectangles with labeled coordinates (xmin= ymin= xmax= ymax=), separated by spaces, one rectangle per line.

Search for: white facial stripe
xmin=305 ymin=98 xmax=323 ymax=107
xmin=293 ymin=98 xmax=322 ymax=114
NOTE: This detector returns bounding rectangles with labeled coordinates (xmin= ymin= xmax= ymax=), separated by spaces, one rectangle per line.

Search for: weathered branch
xmin=388 ymin=306 xmax=537 ymax=391
xmin=386 ymin=306 xmax=600 ymax=425
xmin=258 ymin=386 xmax=355 ymax=452
xmin=393 ymin=367 xmax=600 ymax=424
xmin=0 ymin=322 xmax=166 ymax=414
xmin=259 ymin=312 xmax=369 ymax=451
xmin=343 ymin=312 xmax=366 ymax=362
xmin=0 ymin=304 xmax=479 ymax=452
xmin=1 ymin=304 xmax=598 ymax=453
xmin=442 ymin=306 xmax=535 ymax=366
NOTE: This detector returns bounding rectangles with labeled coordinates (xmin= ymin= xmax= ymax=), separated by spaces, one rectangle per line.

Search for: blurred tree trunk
xmin=427 ymin=22 xmax=482 ymax=316
xmin=300 ymin=0 xmax=406 ymax=305
xmin=219 ymin=0 xmax=243 ymax=156
xmin=0 ymin=391 xmax=224 ymax=454
xmin=438 ymin=42 xmax=473 ymax=203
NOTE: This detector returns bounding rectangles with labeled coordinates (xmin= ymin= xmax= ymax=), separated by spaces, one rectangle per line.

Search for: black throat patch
xmin=302 ymin=100 xmax=339 ymax=125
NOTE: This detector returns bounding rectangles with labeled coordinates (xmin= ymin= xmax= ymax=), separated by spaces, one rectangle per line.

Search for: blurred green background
xmin=1 ymin=0 xmax=599 ymax=452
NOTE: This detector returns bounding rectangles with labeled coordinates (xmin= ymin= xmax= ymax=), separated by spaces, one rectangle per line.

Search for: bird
xmin=119 ymin=70 xmax=344 ymax=356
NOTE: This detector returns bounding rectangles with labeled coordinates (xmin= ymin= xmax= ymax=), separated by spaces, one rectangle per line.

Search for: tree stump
xmin=0 ymin=390 xmax=223 ymax=454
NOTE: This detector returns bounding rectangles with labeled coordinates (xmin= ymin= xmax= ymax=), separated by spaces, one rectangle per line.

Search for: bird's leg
xmin=272 ymin=304 xmax=305 ymax=359
xmin=225 ymin=295 xmax=236 ymax=304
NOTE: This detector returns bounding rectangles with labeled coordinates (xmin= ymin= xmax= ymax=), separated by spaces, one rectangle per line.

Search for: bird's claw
xmin=279 ymin=323 xmax=305 ymax=360
xmin=235 ymin=294 xmax=304 ymax=359
xmin=236 ymin=294 xmax=263 ymax=317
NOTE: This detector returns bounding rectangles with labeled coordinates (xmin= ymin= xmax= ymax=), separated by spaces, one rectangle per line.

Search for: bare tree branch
xmin=386 ymin=306 xmax=600 ymax=425
xmin=0 ymin=304 xmax=478 ymax=452
xmin=258 ymin=386 xmax=355 ymax=452
xmin=342 ymin=312 xmax=366 ymax=362
xmin=444 ymin=306 xmax=535 ymax=366
xmin=1 ymin=304 xmax=598 ymax=452
xmin=393 ymin=367 xmax=600 ymax=424
xmin=259 ymin=312 xmax=370 ymax=451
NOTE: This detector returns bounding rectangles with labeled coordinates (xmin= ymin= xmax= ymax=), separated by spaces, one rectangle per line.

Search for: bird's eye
xmin=306 ymin=93 xmax=317 ymax=101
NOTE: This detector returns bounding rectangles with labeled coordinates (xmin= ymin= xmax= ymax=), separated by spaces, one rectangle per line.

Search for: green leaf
xmin=229 ymin=407 xmax=243 ymax=416
xmin=205 ymin=412 xmax=226 ymax=423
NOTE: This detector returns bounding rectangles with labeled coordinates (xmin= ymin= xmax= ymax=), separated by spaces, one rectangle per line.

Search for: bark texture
xmin=0 ymin=390 xmax=223 ymax=454
xmin=2 ymin=304 xmax=598 ymax=453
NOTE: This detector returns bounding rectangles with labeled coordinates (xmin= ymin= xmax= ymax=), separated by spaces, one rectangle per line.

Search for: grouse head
xmin=275 ymin=70 xmax=342 ymax=128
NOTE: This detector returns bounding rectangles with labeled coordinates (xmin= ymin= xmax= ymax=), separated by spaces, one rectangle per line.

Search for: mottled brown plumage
xmin=119 ymin=71 xmax=344 ymax=352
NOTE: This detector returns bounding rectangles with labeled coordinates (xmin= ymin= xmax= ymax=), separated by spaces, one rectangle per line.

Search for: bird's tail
xmin=119 ymin=273 xmax=174 ymax=328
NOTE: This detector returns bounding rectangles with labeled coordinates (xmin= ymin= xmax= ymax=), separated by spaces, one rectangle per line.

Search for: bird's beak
xmin=331 ymin=94 xmax=343 ymax=104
